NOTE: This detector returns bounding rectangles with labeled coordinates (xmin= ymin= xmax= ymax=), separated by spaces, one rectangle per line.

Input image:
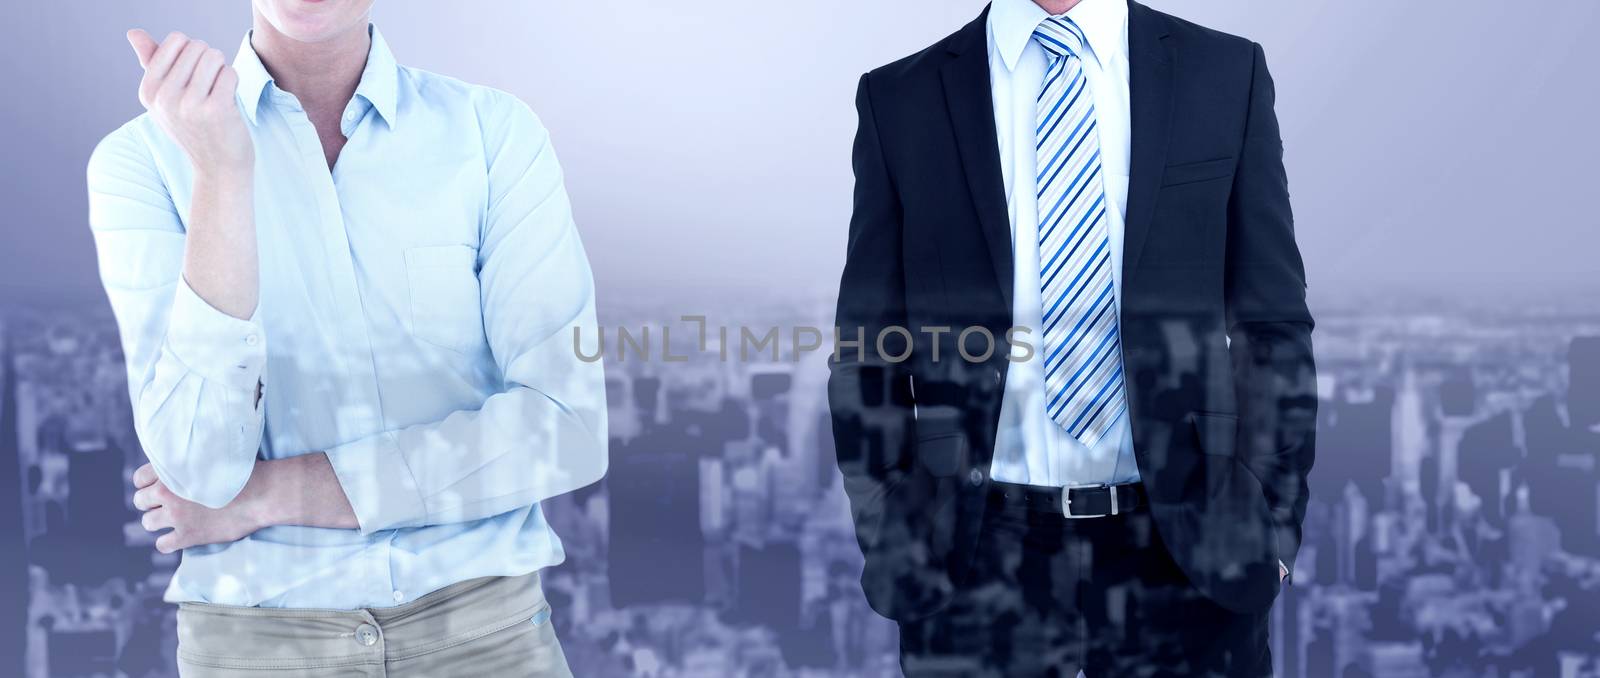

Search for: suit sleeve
xmin=827 ymin=73 xmax=918 ymax=565
xmin=1225 ymin=43 xmax=1318 ymax=581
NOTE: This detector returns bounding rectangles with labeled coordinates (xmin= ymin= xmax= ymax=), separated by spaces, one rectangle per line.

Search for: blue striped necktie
xmin=1032 ymin=16 xmax=1127 ymax=447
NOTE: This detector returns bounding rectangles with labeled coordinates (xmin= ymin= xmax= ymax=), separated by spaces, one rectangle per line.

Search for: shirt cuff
xmin=323 ymin=430 xmax=427 ymax=534
xmin=166 ymin=277 xmax=266 ymax=393
xmin=169 ymin=447 xmax=259 ymax=510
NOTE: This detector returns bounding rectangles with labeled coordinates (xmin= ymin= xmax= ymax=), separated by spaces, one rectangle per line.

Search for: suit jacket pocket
xmin=915 ymin=434 xmax=967 ymax=477
xmin=1161 ymin=157 xmax=1235 ymax=187
xmin=1188 ymin=411 xmax=1240 ymax=457
xmin=913 ymin=405 xmax=967 ymax=477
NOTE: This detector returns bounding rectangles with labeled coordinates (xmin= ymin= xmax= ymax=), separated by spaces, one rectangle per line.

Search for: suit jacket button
xmin=969 ymin=468 xmax=984 ymax=486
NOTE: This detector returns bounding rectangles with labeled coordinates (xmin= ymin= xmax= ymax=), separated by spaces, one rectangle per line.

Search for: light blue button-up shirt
xmin=86 ymin=26 xmax=608 ymax=609
xmin=987 ymin=0 xmax=1140 ymax=488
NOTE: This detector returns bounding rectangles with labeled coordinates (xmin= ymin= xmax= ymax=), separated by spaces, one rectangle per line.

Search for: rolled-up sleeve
xmin=323 ymin=91 xmax=609 ymax=534
xmin=87 ymin=123 xmax=266 ymax=509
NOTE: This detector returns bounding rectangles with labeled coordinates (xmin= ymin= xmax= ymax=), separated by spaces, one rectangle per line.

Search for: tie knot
xmin=1034 ymin=16 xmax=1088 ymax=60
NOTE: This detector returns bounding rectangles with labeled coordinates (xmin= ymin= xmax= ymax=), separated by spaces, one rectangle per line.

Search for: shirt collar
xmin=232 ymin=32 xmax=273 ymax=125
xmin=233 ymin=24 xmax=400 ymax=129
xmin=991 ymin=0 xmax=1129 ymax=72
xmin=354 ymin=26 xmax=400 ymax=128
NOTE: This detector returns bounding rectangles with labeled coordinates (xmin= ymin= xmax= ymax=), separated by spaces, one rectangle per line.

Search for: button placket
xmin=289 ymin=95 xmax=387 ymax=451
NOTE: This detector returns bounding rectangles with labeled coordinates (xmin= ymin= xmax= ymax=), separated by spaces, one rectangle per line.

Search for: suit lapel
xmin=941 ymin=8 xmax=1014 ymax=312
xmin=1122 ymin=2 xmax=1175 ymax=282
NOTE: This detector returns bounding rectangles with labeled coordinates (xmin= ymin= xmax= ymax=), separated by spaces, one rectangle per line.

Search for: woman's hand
xmin=132 ymin=463 xmax=268 ymax=553
xmin=127 ymin=29 xmax=253 ymax=175
xmin=131 ymin=455 xmax=359 ymax=553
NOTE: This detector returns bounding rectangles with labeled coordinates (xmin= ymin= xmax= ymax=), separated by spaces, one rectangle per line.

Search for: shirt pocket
xmin=404 ymin=245 xmax=485 ymax=353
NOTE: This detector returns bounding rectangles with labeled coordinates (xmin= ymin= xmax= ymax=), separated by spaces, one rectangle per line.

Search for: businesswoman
xmin=87 ymin=1 xmax=607 ymax=674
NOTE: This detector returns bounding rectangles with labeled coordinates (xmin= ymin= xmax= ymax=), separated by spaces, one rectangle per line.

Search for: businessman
xmin=828 ymin=0 xmax=1316 ymax=675
xmin=87 ymin=1 xmax=605 ymax=675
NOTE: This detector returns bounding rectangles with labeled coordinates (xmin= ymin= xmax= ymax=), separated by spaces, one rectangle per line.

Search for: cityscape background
xmin=2 ymin=284 xmax=1599 ymax=677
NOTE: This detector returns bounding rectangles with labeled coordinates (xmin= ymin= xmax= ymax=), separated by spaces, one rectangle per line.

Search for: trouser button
xmin=355 ymin=623 xmax=379 ymax=647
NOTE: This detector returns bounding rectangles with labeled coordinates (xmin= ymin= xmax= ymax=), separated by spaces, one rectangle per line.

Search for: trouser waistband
xmin=987 ymin=479 xmax=1148 ymax=518
xmin=176 ymin=571 xmax=549 ymax=670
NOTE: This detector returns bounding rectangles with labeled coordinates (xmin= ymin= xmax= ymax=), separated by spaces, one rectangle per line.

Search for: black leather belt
xmin=989 ymin=480 xmax=1147 ymax=518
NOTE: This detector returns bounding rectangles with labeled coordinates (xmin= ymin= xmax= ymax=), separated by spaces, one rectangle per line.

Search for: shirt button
xmin=344 ymin=110 xmax=357 ymax=122
xmin=969 ymin=468 xmax=985 ymax=486
xmin=245 ymin=334 xmax=259 ymax=346
xmin=355 ymin=623 xmax=378 ymax=647
xmin=392 ymin=590 xmax=405 ymax=603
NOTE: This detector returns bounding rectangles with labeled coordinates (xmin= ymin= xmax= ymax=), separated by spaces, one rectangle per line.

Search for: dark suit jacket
xmin=828 ymin=1 xmax=1317 ymax=622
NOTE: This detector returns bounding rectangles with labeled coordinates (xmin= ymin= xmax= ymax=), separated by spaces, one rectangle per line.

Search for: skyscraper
xmin=0 ymin=323 xmax=27 ymax=676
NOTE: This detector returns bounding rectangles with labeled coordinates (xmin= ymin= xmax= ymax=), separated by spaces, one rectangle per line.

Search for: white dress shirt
xmin=86 ymin=26 xmax=608 ymax=609
xmin=987 ymin=0 xmax=1140 ymax=487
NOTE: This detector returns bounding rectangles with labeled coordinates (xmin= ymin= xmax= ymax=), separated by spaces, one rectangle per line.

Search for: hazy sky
xmin=3 ymin=1 xmax=1597 ymax=311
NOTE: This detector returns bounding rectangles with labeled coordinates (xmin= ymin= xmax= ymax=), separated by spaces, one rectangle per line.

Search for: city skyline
xmin=2 ymin=288 xmax=1597 ymax=677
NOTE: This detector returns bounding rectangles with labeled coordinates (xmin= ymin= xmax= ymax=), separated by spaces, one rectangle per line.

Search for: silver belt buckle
xmin=1062 ymin=483 xmax=1116 ymax=519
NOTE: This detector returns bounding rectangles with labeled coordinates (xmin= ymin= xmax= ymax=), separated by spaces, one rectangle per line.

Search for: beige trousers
xmin=175 ymin=571 xmax=573 ymax=677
